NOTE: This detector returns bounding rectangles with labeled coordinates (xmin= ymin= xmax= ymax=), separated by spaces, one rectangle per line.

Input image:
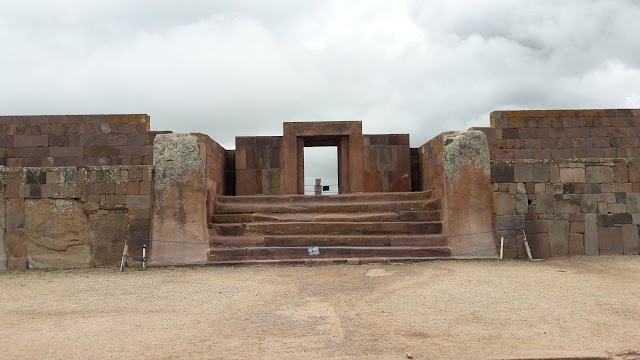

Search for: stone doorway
xmin=283 ymin=121 xmax=364 ymax=195
xmin=303 ymin=146 xmax=339 ymax=195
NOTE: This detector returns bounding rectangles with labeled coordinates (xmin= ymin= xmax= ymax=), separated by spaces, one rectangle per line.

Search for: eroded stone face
xmin=443 ymin=131 xmax=491 ymax=182
xmin=24 ymin=199 xmax=90 ymax=268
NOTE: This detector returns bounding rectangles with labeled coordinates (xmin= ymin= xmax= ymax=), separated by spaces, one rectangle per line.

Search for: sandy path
xmin=1 ymin=256 xmax=639 ymax=359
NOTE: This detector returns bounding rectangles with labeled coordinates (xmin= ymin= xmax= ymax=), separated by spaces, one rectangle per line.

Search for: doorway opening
xmin=304 ymin=146 xmax=339 ymax=195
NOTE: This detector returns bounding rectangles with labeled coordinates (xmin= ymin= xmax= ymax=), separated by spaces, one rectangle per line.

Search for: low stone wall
xmin=0 ymin=114 xmax=163 ymax=167
xmin=476 ymin=109 xmax=640 ymax=160
xmin=234 ymin=136 xmax=283 ymax=195
xmin=362 ymin=134 xmax=411 ymax=192
xmin=0 ymin=165 xmax=153 ymax=270
xmin=492 ymin=159 xmax=640 ymax=258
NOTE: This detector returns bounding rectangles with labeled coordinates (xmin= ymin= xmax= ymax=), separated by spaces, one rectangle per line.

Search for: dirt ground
xmin=1 ymin=256 xmax=639 ymax=360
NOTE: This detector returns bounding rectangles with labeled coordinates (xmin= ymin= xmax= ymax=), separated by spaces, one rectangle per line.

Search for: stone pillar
xmin=0 ymin=171 xmax=6 ymax=270
xmin=150 ymin=134 xmax=209 ymax=265
xmin=442 ymin=131 xmax=496 ymax=257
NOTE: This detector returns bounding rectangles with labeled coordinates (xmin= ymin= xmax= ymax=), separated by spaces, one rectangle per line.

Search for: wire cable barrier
xmin=120 ymin=227 xmax=528 ymax=270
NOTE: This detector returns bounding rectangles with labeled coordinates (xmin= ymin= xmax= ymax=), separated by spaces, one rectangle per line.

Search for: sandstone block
xmin=528 ymin=233 xmax=550 ymax=259
xmin=91 ymin=212 xmax=129 ymax=267
xmin=621 ymin=224 xmax=640 ymax=255
xmin=598 ymin=226 xmax=624 ymax=255
xmin=554 ymin=199 xmax=581 ymax=214
xmin=525 ymin=219 xmax=548 ymax=234
xmin=613 ymin=163 xmax=628 ymax=183
xmin=548 ymin=220 xmax=569 ymax=257
xmin=491 ymin=163 xmax=514 ymax=183
xmin=494 ymin=193 xmax=515 ymax=215
xmin=568 ymin=233 xmax=584 ymax=256
xmin=559 ymin=168 xmax=585 ymax=183
xmin=629 ymin=163 xmax=640 ymax=182
xmin=514 ymin=163 xmax=533 ymax=182
xmin=584 ymin=213 xmax=598 ymax=255
xmin=581 ymin=194 xmax=598 ymax=213
xmin=126 ymin=195 xmax=150 ymax=210
xmin=626 ymin=193 xmax=640 ymax=213
xmin=585 ymin=166 xmax=614 ymax=183
xmin=535 ymin=195 xmax=554 ymax=214
xmin=515 ymin=194 xmax=528 ymax=215
xmin=531 ymin=163 xmax=550 ymax=182
xmin=25 ymin=199 xmax=91 ymax=268
xmin=570 ymin=221 xmax=585 ymax=234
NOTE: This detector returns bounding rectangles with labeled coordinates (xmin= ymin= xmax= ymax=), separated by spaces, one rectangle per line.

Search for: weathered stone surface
xmin=581 ymin=194 xmax=598 ymax=213
xmin=442 ymin=131 xmax=495 ymax=256
xmin=91 ymin=212 xmax=129 ymax=267
xmin=525 ymin=219 xmax=548 ymax=234
xmin=493 ymin=192 xmax=515 ymax=215
xmin=535 ymin=195 xmax=554 ymax=214
xmin=24 ymin=199 xmax=90 ymax=269
xmin=568 ymin=233 xmax=584 ymax=256
xmin=531 ymin=163 xmax=550 ymax=182
xmin=559 ymin=168 xmax=585 ymax=183
xmin=585 ymin=166 xmax=614 ymax=183
xmin=0 ymin=197 xmax=6 ymax=271
xmin=151 ymin=133 xmax=209 ymax=264
xmin=528 ymin=233 xmax=550 ymax=259
xmin=628 ymin=163 xmax=640 ymax=182
xmin=584 ymin=213 xmax=598 ymax=255
xmin=621 ymin=224 xmax=640 ymax=255
xmin=626 ymin=193 xmax=640 ymax=213
xmin=514 ymin=163 xmax=532 ymax=182
xmin=598 ymin=226 xmax=624 ymax=255
xmin=515 ymin=194 xmax=528 ymax=215
xmin=491 ymin=163 xmax=514 ymax=183
xmin=548 ymin=220 xmax=569 ymax=257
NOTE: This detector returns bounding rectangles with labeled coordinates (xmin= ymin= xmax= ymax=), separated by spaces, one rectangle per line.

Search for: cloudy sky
xmin=1 ymin=1 xmax=639 ymax=191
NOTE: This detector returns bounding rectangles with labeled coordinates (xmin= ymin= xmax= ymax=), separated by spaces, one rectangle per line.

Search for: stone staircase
xmin=207 ymin=190 xmax=450 ymax=265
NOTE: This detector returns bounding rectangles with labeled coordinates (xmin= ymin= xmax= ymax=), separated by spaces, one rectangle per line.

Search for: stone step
xmin=211 ymin=211 xmax=441 ymax=224
xmin=215 ymin=190 xmax=433 ymax=205
xmin=208 ymin=246 xmax=451 ymax=261
xmin=239 ymin=221 xmax=442 ymax=236
xmin=209 ymin=234 xmax=447 ymax=247
xmin=214 ymin=198 xmax=441 ymax=214
xmin=205 ymin=257 xmax=453 ymax=266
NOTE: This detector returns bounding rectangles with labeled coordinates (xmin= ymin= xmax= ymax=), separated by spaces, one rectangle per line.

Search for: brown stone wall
xmin=0 ymin=165 xmax=153 ymax=270
xmin=0 ymin=114 xmax=161 ymax=167
xmin=474 ymin=109 xmax=640 ymax=160
xmin=362 ymin=134 xmax=411 ymax=192
xmin=492 ymin=159 xmax=640 ymax=258
xmin=194 ymin=134 xmax=227 ymax=216
xmin=417 ymin=131 xmax=460 ymax=200
xmin=235 ymin=136 xmax=284 ymax=195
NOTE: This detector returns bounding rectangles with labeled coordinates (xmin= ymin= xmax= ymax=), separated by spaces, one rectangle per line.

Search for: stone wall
xmin=492 ymin=159 xmax=640 ymax=258
xmin=362 ymin=134 xmax=411 ymax=192
xmin=417 ymin=131 xmax=460 ymax=199
xmin=475 ymin=109 xmax=640 ymax=160
xmin=0 ymin=165 xmax=153 ymax=270
xmin=235 ymin=136 xmax=283 ymax=195
xmin=0 ymin=115 xmax=163 ymax=167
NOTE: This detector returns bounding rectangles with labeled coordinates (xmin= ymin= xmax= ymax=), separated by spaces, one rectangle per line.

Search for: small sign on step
xmin=308 ymin=246 xmax=320 ymax=256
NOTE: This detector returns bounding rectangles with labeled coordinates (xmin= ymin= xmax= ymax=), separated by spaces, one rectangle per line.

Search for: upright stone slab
xmin=150 ymin=134 xmax=209 ymax=265
xmin=442 ymin=131 xmax=496 ymax=257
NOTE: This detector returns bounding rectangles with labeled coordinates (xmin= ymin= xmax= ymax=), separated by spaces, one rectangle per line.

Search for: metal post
xmin=142 ymin=243 xmax=146 ymax=269
xmin=314 ymin=178 xmax=322 ymax=195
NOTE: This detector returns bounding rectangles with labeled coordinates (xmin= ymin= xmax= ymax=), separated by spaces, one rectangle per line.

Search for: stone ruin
xmin=0 ymin=109 xmax=639 ymax=270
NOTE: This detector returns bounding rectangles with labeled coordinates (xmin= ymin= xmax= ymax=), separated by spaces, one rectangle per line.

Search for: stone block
xmin=514 ymin=163 xmax=533 ymax=182
xmin=126 ymin=195 xmax=150 ymax=210
xmin=629 ymin=163 xmax=640 ymax=182
xmin=608 ymin=203 xmax=627 ymax=214
xmin=6 ymin=198 xmax=25 ymax=231
xmin=91 ymin=212 xmax=129 ymax=267
xmin=613 ymin=163 xmax=628 ymax=183
xmin=528 ymin=233 xmax=550 ymax=259
xmin=584 ymin=213 xmax=598 ymax=255
xmin=24 ymin=199 xmax=91 ymax=268
xmin=525 ymin=219 xmax=548 ymax=234
xmin=598 ymin=226 xmax=624 ymax=255
xmin=581 ymin=194 xmax=598 ymax=213
xmin=7 ymin=258 xmax=27 ymax=271
xmin=515 ymin=194 xmax=528 ymax=215
xmin=621 ymin=224 xmax=640 ymax=255
xmin=549 ymin=164 xmax=560 ymax=183
xmin=568 ymin=233 xmax=584 ymax=256
xmin=548 ymin=220 xmax=569 ymax=257
xmin=585 ymin=166 xmax=614 ymax=183
xmin=570 ymin=221 xmax=585 ymax=234
xmin=559 ymin=168 xmax=585 ymax=183
xmin=626 ymin=193 xmax=640 ymax=213
xmin=612 ymin=213 xmax=632 ymax=224
xmin=491 ymin=163 xmax=514 ymax=183
xmin=493 ymin=192 xmax=515 ymax=215
xmin=531 ymin=163 xmax=550 ymax=182
xmin=535 ymin=195 xmax=554 ymax=214
xmin=554 ymin=199 xmax=581 ymax=214
xmin=534 ymin=183 xmax=546 ymax=194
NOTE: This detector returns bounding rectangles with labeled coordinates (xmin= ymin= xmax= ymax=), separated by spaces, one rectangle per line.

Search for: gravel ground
xmin=1 ymin=256 xmax=639 ymax=359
